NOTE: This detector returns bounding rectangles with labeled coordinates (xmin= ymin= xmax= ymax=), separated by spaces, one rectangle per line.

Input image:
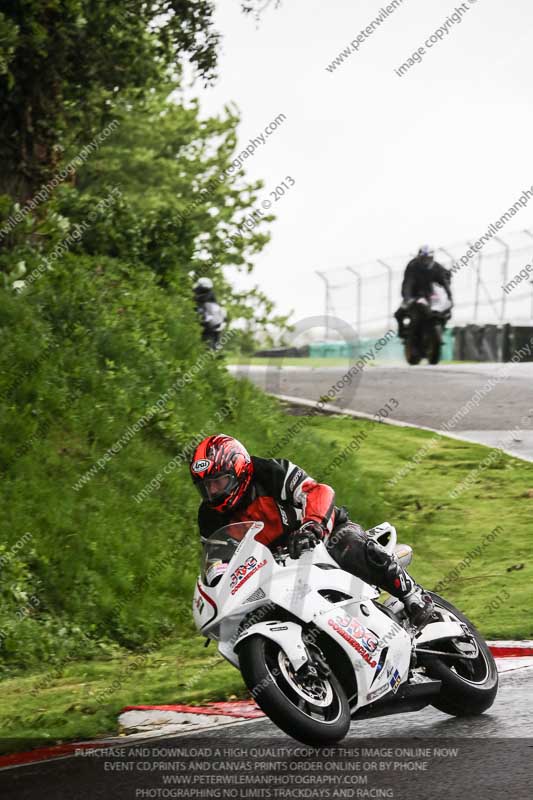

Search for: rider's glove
xmin=288 ymin=521 xmax=326 ymax=560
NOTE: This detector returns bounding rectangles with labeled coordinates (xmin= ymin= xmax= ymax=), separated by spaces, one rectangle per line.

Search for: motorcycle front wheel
xmin=404 ymin=339 xmax=421 ymax=365
xmin=239 ymin=634 xmax=351 ymax=745
xmin=427 ymin=323 xmax=443 ymax=365
xmin=420 ymin=593 xmax=498 ymax=716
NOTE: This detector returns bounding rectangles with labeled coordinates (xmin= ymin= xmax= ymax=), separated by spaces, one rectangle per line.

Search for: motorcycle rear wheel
xmin=421 ymin=593 xmax=498 ymax=716
xmin=239 ymin=634 xmax=351 ymax=745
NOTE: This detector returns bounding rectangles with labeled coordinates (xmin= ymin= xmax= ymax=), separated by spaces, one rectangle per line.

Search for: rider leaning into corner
xmin=190 ymin=434 xmax=435 ymax=628
xmin=394 ymin=245 xmax=453 ymax=338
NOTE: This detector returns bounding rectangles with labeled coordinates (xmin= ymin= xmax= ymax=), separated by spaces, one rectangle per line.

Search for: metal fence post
xmin=315 ymin=270 xmax=331 ymax=340
xmin=377 ymin=259 xmax=394 ymax=326
xmin=346 ymin=266 xmax=362 ymax=341
xmin=494 ymin=236 xmax=510 ymax=322
xmin=523 ymin=230 xmax=533 ymax=319
xmin=319 ymin=234 xmax=532 ymax=334
xmin=437 ymin=246 xmax=455 ymax=265
xmin=473 ymin=254 xmax=482 ymax=323
xmin=464 ymin=242 xmax=481 ymax=323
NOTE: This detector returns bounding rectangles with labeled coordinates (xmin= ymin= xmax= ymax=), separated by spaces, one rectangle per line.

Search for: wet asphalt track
xmin=2 ymin=362 xmax=532 ymax=799
xmin=2 ymin=666 xmax=532 ymax=800
xmin=229 ymin=362 xmax=533 ymax=461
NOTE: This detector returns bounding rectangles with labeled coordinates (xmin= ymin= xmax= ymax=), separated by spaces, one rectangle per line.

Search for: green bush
xmin=0 ymin=258 xmax=377 ymax=676
xmin=0 ymin=85 xmax=372 ymax=678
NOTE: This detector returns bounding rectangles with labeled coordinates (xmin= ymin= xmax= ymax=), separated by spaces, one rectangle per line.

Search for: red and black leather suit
xmin=198 ymin=456 xmax=415 ymax=601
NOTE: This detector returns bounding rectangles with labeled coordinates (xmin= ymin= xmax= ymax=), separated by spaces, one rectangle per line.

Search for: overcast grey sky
xmin=198 ymin=0 xmax=533 ymax=331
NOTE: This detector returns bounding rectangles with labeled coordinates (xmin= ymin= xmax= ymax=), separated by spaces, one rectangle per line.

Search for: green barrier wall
xmin=309 ymin=329 xmax=454 ymax=361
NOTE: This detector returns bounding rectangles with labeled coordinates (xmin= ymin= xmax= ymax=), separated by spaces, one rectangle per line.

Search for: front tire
xmin=427 ymin=323 xmax=443 ymax=365
xmin=239 ymin=635 xmax=351 ymax=746
xmin=405 ymin=339 xmax=421 ymax=365
xmin=421 ymin=593 xmax=498 ymax=716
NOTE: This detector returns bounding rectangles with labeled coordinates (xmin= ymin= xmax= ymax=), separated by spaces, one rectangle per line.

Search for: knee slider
xmin=366 ymin=539 xmax=391 ymax=568
xmin=386 ymin=559 xmax=402 ymax=582
xmin=328 ymin=524 xmax=366 ymax=567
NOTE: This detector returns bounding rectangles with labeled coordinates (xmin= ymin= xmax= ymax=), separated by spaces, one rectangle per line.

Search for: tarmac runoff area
xmin=228 ymin=362 xmax=533 ymax=462
xmin=1 ymin=655 xmax=532 ymax=799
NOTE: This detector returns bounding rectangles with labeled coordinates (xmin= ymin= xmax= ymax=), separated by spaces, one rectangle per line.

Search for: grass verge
xmin=228 ymin=356 xmax=361 ymax=368
xmin=227 ymin=357 xmax=471 ymax=368
xmin=1 ymin=413 xmax=531 ymax=753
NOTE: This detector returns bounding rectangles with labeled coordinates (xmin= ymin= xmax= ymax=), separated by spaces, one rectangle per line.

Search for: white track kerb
xmin=117 ymin=641 xmax=533 ymax=734
xmin=269 ymin=393 xmax=533 ymax=464
xmin=0 ymin=645 xmax=531 ymax=771
xmin=114 ymin=641 xmax=532 ymax=733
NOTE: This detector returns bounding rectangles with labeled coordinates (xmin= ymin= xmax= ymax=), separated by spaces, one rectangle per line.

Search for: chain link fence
xmin=317 ymin=229 xmax=533 ymax=339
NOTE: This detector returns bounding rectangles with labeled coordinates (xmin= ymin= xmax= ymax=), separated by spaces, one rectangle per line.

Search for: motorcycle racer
xmin=395 ymin=245 xmax=452 ymax=339
xmin=193 ymin=277 xmax=226 ymax=350
xmin=190 ymin=434 xmax=435 ymax=628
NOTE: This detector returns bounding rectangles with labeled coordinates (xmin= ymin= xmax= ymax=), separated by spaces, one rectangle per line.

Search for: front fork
xmin=299 ymin=630 xmax=331 ymax=679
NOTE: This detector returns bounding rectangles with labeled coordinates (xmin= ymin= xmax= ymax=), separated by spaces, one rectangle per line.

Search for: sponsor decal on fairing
xmin=366 ymin=683 xmax=390 ymax=703
xmin=361 ymin=633 xmax=379 ymax=653
xmin=389 ymin=668 xmax=401 ymax=693
xmin=206 ymin=560 xmax=228 ymax=586
xmin=328 ymin=614 xmax=378 ymax=668
xmin=194 ymin=595 xmax=205 ymax=613
xmin=196 ymin=582 xmax=218 ymax=628
xmin=230 ymin=556 xmax=267 ymax=595
xmin=334 ymin=614 xmax=379 ymax=652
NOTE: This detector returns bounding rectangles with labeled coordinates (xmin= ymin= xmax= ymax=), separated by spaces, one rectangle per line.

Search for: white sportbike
xmin=193 ymin=521 xmax=498 ymax=745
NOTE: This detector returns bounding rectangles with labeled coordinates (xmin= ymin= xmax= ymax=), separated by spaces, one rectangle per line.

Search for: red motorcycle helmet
xmin=190 ymin=434 xmax=253 ymax=512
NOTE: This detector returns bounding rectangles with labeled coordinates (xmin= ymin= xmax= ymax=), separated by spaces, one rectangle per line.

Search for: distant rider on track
xmin=395 ymin=245 xmax=452 ymax=338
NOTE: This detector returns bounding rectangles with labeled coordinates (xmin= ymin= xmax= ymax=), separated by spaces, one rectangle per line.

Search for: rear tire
xmin=239 ymin=635 xmax=351 ymax=746
xmin=422 ymin=593 xmax=498 ymax=716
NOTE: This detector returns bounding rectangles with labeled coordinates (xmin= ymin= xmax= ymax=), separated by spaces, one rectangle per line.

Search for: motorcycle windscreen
xmin=201 ymin=521 xmax=264 ymax=586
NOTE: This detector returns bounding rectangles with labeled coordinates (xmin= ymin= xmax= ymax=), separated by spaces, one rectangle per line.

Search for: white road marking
xmin=269 ymin=392 xmax=533 ymax=463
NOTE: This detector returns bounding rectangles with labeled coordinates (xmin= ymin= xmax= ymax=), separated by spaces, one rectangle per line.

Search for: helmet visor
xmin=197 ymin=473 xmax=239 ymax=504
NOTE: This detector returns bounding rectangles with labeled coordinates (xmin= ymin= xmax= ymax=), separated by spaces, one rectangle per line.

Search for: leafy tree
xmin=227 ymin=284 xmax=293 ymax=354
xmin=66 ymin=89 xmax=270 ymax=275
xmin=241 ymin=0 xmax=281 ymax=19
xmin=0 ymin=1 xmax=296 ymax=677
xmin=0 ymin=1 xmax=220 ymax=200
xmin=55 ymin=89 xmax=289 ymax=342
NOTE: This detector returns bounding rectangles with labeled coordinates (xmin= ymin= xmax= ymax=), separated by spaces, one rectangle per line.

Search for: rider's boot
xmin=366 ymin=540 xmax=435 ymax=628
xmin=401 ymin=586 xmax=435 ymax=628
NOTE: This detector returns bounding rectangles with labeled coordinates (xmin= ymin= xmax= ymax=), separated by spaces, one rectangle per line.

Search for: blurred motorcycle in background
xmin=401 ymin=284 xmax=452 ymax=365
